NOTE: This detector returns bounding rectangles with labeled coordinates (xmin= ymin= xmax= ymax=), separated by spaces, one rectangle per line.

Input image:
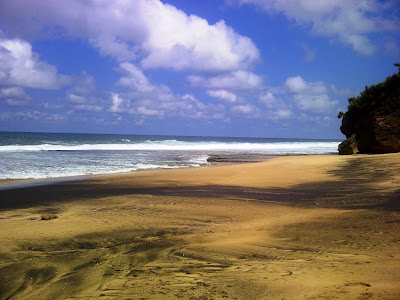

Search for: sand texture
xmin=0 ymin=154 xmax=399 ymax=299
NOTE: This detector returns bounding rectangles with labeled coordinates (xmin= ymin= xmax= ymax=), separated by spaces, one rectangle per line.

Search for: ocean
xmin=0 ymin=132 xmax=341 ymax=180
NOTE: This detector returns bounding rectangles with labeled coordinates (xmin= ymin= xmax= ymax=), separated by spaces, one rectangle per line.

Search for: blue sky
xmin=0 ymin=0 xmax=399 ymax=139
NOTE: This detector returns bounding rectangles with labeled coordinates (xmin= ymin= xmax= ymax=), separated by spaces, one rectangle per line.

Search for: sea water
xmin=0 ymin=132 xmax=341 ymax=180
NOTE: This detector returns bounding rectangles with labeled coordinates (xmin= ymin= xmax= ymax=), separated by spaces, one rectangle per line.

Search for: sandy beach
xmin=0 ymin=154 xmax=399 ymax=299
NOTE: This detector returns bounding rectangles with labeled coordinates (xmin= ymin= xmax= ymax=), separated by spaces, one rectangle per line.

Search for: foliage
xmin=346 ymin=68 xmax=400 ymax=112
xmin=339 ymin=63 xmax=400 ymax=154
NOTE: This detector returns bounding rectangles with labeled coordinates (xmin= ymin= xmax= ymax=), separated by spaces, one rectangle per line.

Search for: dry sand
xmin=0 ymin=154 xmax=399 ymax=299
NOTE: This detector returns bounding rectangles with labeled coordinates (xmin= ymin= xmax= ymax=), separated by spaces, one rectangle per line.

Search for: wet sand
xmin=0 ymin=154 xmax=399 ymax=299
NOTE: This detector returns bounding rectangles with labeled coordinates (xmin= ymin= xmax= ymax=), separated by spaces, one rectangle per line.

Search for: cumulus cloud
xmin=64 ymin=72 xmax=103 ymax=112
xmin=117 ymin=62 xmax=175 ymax=102
xmin=294 ymin=94 xmax=337 ymax=114
xmin=43 ymin=102 xmax=62 ymax=110
xmin=10 ymin=111 xmax=65 ymax=121
xmin=285 ymin=76 xmax=338 ymax=113
xmin=0 ymin=38 xmax=69 ymax=89
xmin=67 ymin=93 xmax=86 ymax=104
xmin=233 ymin=0 xmax=399 ymax=55
xmin=0 ymin=112 xmax=12 ymax=121
xmin=0 ymin=87 xmax=30 ymax=106
xmin=188 ymin=70 xmax=262 ymax=90
xmin=256 ymin=76 xmax=351 ymax=121
xmin=73 ymin=104 xmax=102 ymax=112
xmin=109 ymin=93 xmax=125 ymax=113
xmin=231 ymin=104 xmax=260 ymax=117
xmin=0 ymin=87 xmax=27 ymax=98
xmin=259 ymin=91 xmax=279 ymax=108
xmin=207 ymin=89 xmax=237 ymax=103
xmin=384 ymin=39 xmax=399 ymax=57
xmin=0 ymin=0 xmax=260 ymax=72
xmin=71 ymin=72 xmax=96 ymax=95
xmin=258 ymin=89 xmax=294 ymax=120
xmin=271 ymin=109 xmax=292 ymax=120
xmin=285 ymin=76 xmax=309 ymax=93
xmin=300 ymin=43 xmax=316 ymax=62
xmin=112 ymin=62 xmax=225 ymax=121
xmin=118 ymin=63 xmax=155 ymax=93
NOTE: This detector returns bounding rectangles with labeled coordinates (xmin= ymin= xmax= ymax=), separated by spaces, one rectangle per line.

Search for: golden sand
xmin=0 ymin=154 xmax=399 ymax=299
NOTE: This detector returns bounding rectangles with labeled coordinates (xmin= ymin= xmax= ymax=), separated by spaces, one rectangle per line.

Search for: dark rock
xmin=338 ymin=69 xmax=400 ymax=154
xmin=338 ymin=134 xmax=358 ymax=155
xmin=41 ymin=213 xmax=58 ymax=220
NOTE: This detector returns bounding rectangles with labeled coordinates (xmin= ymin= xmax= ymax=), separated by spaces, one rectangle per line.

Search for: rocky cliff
xmin=338 ymin=68 xmax=400 ymax=154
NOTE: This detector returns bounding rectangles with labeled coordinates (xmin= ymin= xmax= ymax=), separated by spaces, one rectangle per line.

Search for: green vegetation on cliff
xmin=348 ymin=72 xmax=399 ymax=110
xmin=338 ymin=64 xmax=400 ymax=154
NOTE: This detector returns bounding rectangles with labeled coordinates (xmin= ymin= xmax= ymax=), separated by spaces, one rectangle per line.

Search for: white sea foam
xmin=2 ymin=164 xmax=173 ymax=180
xmin=0 ymin=135 xmax=341 ymax=181
xmin=0 ymin=140 xmax=340 ymax=154
xmin=0 ymin=153 xmax=210 ymax=180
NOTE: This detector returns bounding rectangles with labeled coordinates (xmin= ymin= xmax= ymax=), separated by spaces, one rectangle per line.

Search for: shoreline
xmin=0 ymin=152 xmax=324 ymax=191
xmin=0 ymin=153 xmax=399 ymax=299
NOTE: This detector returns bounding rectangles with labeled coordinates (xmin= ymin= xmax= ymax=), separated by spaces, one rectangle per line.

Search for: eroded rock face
xmin=338 ymin=72 xmax=400 ymax=155
xmin=338 ymin=134 xmax=358 ymax=155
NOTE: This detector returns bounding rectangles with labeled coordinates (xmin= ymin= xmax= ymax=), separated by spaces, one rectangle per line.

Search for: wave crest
xmin=0 ymin=140 xmax=340 ymax=154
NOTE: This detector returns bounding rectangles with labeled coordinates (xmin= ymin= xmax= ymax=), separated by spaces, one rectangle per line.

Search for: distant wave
xmin=0 ymin=140 xmax=340 ymax=154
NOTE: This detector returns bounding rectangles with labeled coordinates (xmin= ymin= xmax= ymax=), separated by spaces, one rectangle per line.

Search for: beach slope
xmin=0 ymin=154 xmax=399 ymax=299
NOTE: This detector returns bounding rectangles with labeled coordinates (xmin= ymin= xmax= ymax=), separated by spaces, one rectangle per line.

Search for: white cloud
xmin=0 ymin=112 xmax=12 ymax=121
xmin=0 ymin=0 xmax=260 ymax=72
xmin=0 ymin=86 xmax=30 ymax=106
xmin=285 ymin=76 xmax=308 ymax=93
xmin=64 ymin=72 xmax=103 ymax=112
xmin=43 ymin=102 xmax=62 ymax=110
xmin=73 ymin=104 xmax=102 ymax=112
xmin=294 ymin=94 xmax=337 ymax=114
xmin=71 ymin=72 xmax=96 ymax=94
xmin=188 ymin=70 xmax=262 ymax=90
xmin=2 ymin=98 xmax=27 ymax=106
xmin=231 ymin=104 xmax=259 ymax=117
xmin=207 ymin=89 xmax=237 ymax=103
xmin=112 ymin=63 xmax=226 ymax=121
xmin=0 ymin=87 xmax=27 ymax=98
xmin=61 ymin=71 xmax=104 ymax=114
xmin=285 ymin=76 xmax=338 ymax=113
xmin=136 ymin=106 xmax=164 ymax=117
xmin=0 ymin=38 xmax=69 ymax=89
xmin=140 ymin=10 xmax=260 ymax=72
xmin=271 ymin=109 xmax=292 ymax=120
xmin=259 ymin=91 xmax=279 ymax=108
xmin=329 ymin=84 xmax=353 ymax=98
xmin=117 ymin=62 xmax=174 ymax=102
xmin=300 ymin=43 xmax=316 ymax=62
xmin=258 ymin=90 xmax=294 ymax=120
xmin=67 ymin=93 xmax=86 ymax=104
xmin=12 ymin=111 xmax=65 ymax=121
xmin=109 ymin=93 xmax=125 ymax=113
xmin=234 ymin=0 xmax=399 ymax=55
xmin=118 ymin=62 xmax=154 ymax=93
xmin=298 ymin=113 xmax=333 ymax=125
xmin=384 ymin=39 xmax=399 ymax=56
xmin=258 ymin=76 xmax=350 ymax=118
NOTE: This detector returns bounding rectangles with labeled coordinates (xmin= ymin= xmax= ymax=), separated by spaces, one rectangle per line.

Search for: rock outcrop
xmin=338 ymin=68 xmax=400 ymax=155
xmin=337 ymin=134 xmax=358 ymax=155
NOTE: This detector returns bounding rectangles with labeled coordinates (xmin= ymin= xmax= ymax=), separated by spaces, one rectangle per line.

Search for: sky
xmin=0 ymin=0 xmax=399 ymax=139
